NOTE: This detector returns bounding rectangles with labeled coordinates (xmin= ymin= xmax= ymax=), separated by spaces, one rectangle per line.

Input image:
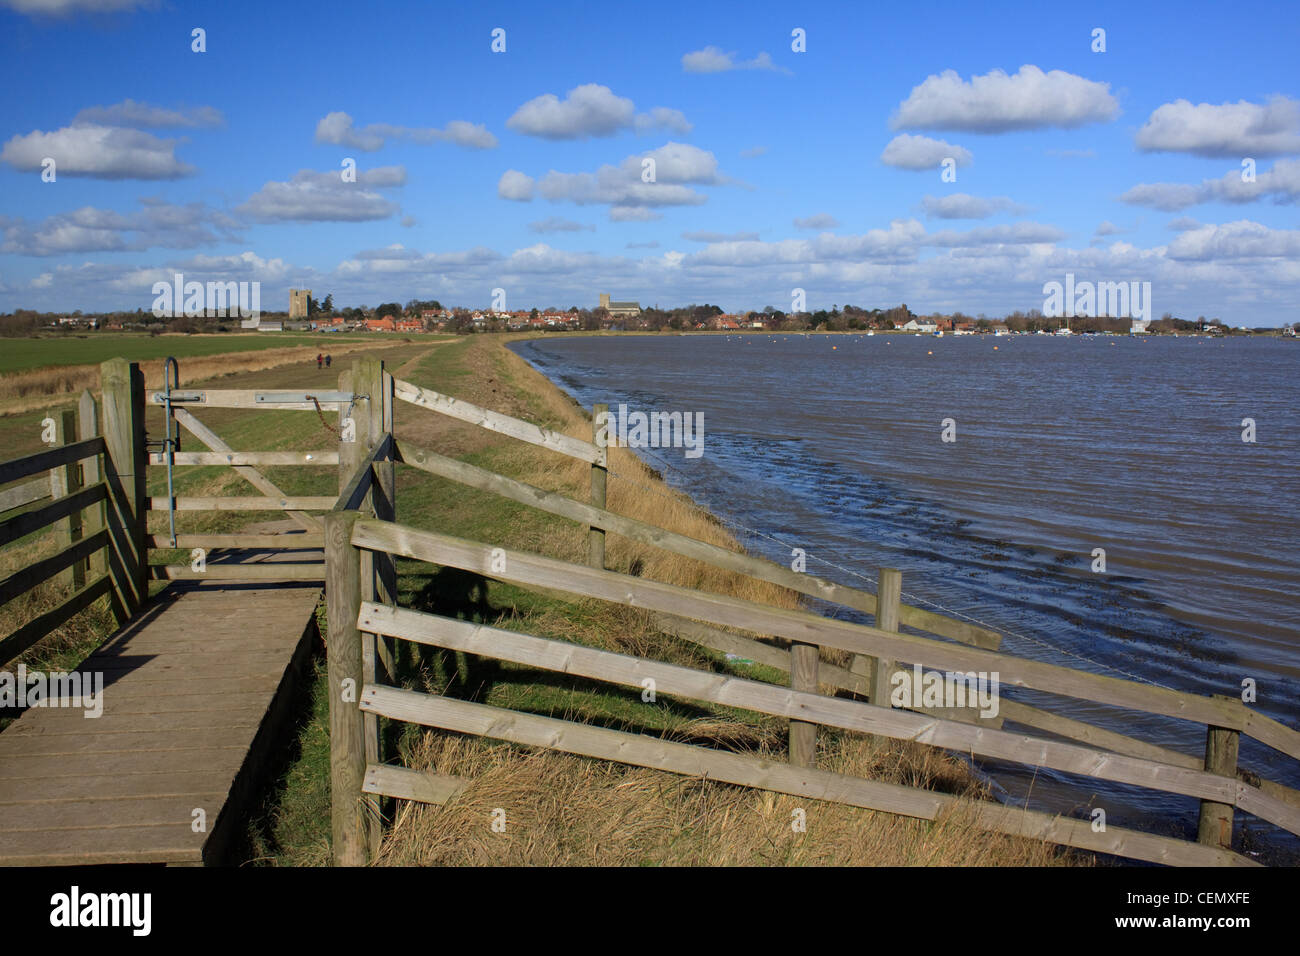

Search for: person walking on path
xmin=316 ymin=353 xmax=323 ymax=369
xmin=325 ymin=354 xmax=332 ymax=369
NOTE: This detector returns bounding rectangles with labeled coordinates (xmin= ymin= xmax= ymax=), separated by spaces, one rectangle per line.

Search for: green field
xmin=0 ymin=332 xmax=403 ymax=374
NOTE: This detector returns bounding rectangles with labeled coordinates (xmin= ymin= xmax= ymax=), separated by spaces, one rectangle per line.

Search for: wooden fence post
xmin=78 ymin=390 xmax=106 ymax=582
xmin=589 ymin=403 xmax=608 ymax=571
xmin=1197 ymin=694 xmax=1240 ymax=850
xmin=870 ymin=568 xmax=902 ymax=708
xmin=789 ymin=640 xmax=819 ymax=767
xmin=48 ymin=410 xmax=84 ymax=590
xmin=100 ymin=359 xmax=147 ymax=615
xmin=325 ymin=510 xmax=369 ymax=866
xmin=351 ymin=358 xmax=390 ymax=856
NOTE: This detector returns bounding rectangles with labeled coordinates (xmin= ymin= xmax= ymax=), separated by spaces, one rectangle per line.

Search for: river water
xmin=510 ymin=332 xmax=1300 ymax=859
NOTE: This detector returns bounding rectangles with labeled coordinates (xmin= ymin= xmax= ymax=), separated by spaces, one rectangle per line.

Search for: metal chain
xmin=308 ymin=393 xmax=365 ymax=439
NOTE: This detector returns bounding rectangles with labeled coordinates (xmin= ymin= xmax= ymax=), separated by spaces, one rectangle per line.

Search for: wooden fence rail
xmin=355 ymin=601 xmax=1300 ymax=835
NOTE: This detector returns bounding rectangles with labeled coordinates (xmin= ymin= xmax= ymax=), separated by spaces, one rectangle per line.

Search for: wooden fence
xmin=319 ymin=373 xmax=1300 ymax=867
xmin=0 ymin=388 xmax=120 ymax=666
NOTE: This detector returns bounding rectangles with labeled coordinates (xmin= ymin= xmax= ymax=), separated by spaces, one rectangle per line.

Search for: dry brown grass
xmin=378 ymin=732 xmax=1069 ymax=866
xmin=373 ymin=335 xmax=1087 ymax=867
xmin=0 ymin=339 xmax=402 ymax=416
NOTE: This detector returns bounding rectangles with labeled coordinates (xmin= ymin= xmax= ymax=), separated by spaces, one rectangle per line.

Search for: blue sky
xmin=1 ymin=0 xmax=1297 ymax=324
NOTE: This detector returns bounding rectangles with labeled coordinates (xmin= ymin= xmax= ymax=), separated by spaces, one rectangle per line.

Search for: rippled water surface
xmin=511 ymin=333 xmax=1300 ymax=857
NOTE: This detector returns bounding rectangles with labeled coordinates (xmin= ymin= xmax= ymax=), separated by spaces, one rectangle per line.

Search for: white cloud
xmin=740 ymin=145 xmax=768 ymax=158
xmin=2 ymin=199 xmax=239 ymax=256
xmin=609 ymin=207 xmax=663 ymax=222
xmin=1168 ymin=217 xmax=1202 ymax=232
xmin=891 ymin=65 xmax=1118 ymax=133
xmin=498 ymin=170 xmax=535 ymax=201
xmin=793 ymin=214 xmax=840 ymax=230
xmin=314 ymin=111 xmax=497 ymax=151
xmin=881 ymin=134 xmax=973 ymax=170
xmin=1166 ymin=220 xmax=1300 ymax=261
xmin=1120 ymin=158 xmax=1300 ymax=211
xmin=634 ymin=107 xmax=693 ymax=135
xmin=681 ymin=46 xmax=788 ymax=74
xmin=925 ymin=222 xmax=1066 ymax=246
xmin=1 ymin=124 xmax=194 ymax=179
xmin=920 ymin=193 xmax=1026 ymax=219
xmin=72 ymin=99 xmax=223 ymax=129
xmin=1136 ymin=96 xmax=1300 ymax=158
xmin=682 ymin=230 xmax=760 ymax=242
xmin=1 ymin=0 xmax=152 ymax=14
xmin=509 ymin=143 xmax=727 ymax=216
xmin=1094 ymin=221 xmax=1125 ymax=236
xmin=505 ymin=86 xmax=690 ymax=141
xmin=530 ymin=217 xmax=595 ymax=233
xmin=237 ymin=167 xmax=405 ymax=223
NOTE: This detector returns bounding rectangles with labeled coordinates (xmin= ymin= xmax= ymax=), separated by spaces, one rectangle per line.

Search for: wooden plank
xmin=350 ymin=520 xmax=1249 ymax=735
xmin=0 ymin=482 xmax=106 ymax=548
xmin=360 ymin=686 xmax=1254 ymax=867
xmin=0 ymin=748 xmax=248 ymax=779
xmin=78 ymin=390 xmax=107 ymax=582
xmin=1198 ymin=698 xmax=1240 ymax=849
xmin=333 ymin=436 xmax=387 ymax=513
xmin=393 ymin=377 xmax=602 ymax=464
xmin=394 ymin=439 xmax=1000 ymax=650
xmin=0 ymin=437 xmax=105 ymax=486
xmin=0 ymin=730 xmax=252 ymax=757
xmin=0 ymin=795 xmax=228 ymax=833
xmin=325 ymin=510 xmax=368 ymax=866
xmin=147 ymin=389 xmax=351 ymax=410
xmin=150 ymin=496 xmax=337 ymax=511
xmin=363 ymin=764 xmax=468 ymax=806
xmin=0 ymin=530 xmax=108 ymax=607
xmin=1243 ymin=709 xmax=1300 ymax=762
xmin=589 ymin=403 xmax=608 ymax=570
xmin=870 ymin=568 xmax=901 ymax=709
xmin=4 ymin=711 xmax=263 ymax=736
xmin=0 ymin=478 xmax=49 ymax=515
xmin=789 ymin=640 xmax=818 ymax=767
xmin=172 ymin=406 xmax=320 ymax=532
xmin=148 ymin=450 xmax=339 ymax=466
xmin=0 ymin=824 xmax=203 ymax=866
xmin=101 ymin=358 xmax=147 ymax=614
xmin=147 ymin=533 xmax=324 ymax=549
xmin=148 ymin=563 xmax=324 ymax=581
xmin=51 ymin=409 xmax=85 ymax=589
xmin=0 ymin=771 xmax=235 ymax=804
xmin=0 ymin=573 xmax=112 ymax=666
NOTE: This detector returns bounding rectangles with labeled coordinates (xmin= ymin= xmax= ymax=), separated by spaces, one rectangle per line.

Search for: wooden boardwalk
xmin=0 ymin=538 xmax=322 ymax=866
